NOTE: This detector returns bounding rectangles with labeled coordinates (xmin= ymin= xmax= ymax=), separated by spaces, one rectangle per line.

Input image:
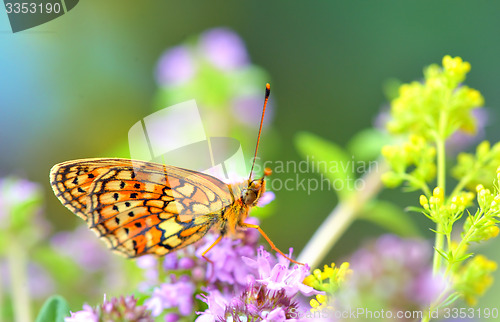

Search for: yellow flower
xmin=455 ymin=255 xmax=497 ymax=306
xmin=305 ymin=263 xmax=351 ymax=313
xmin=310 ymin=294 xmax=333 ymax=313
xmin=419 ymin=195 xmax=429 ymax=210
xmin=303 ymin=262 xmax=352 ymax=294
xmin=433 ymin=187 xmax=444 ymax=202
xmin=442 ymin=55 xmax=471 ymax=76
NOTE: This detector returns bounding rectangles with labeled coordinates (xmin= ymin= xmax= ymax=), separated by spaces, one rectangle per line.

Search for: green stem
xmin=401 ymin=173 xmax=432 ymax=196
xmin=432 ymin=110 xmax=447 ymax=275
xmin=450 ymin=173 xmax=473 ymax=198
xmin=6 ymin=234 xmax=31 ymax=322
xmin=422 ymin=289 xmax=457 ymax=322
xmin=297 ymin=161 xmax=388 ymax=268
xmin=446 ymin=212 xmax=484 ymax=275
xmin=450 ymin=157 xmax=485 ymax=198
xmin=157 ymin=258 xmax=166 ymax=282
xmin=0 ymin=260 xmax=4 ymax=322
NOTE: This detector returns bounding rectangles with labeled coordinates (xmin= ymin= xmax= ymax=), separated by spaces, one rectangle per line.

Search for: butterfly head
xmin=242 ymin=168 xmax=272 ymax=207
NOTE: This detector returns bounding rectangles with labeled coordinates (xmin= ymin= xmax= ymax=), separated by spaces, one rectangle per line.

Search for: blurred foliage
xmin=35 ymin=296 xmax=70 ymax=322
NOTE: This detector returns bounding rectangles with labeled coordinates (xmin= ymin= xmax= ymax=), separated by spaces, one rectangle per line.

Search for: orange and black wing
xmin=50 ymin=159 xmax=123 ymax=220
xmin=50 ymin=158 xmax=234 ymax=258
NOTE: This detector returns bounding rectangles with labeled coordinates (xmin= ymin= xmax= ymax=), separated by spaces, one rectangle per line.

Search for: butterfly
xmin=50 ymin=84 xmax=303 ymax=265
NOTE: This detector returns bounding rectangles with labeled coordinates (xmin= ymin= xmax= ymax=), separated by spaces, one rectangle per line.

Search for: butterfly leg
xmin=201 ymin=235 xmax=223 ymax=280
xmin=241 ymin=222 xmax=305 ymax=266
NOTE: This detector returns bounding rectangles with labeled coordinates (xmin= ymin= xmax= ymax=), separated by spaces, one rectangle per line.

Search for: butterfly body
xmin=50 ymin=158 xmax=265 ymax=258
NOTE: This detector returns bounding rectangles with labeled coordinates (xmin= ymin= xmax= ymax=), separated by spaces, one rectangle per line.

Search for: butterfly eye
xmin=242 ymin=188 xmax=258 ymax=205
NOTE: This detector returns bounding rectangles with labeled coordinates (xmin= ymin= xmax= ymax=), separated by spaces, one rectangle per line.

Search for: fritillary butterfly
xmin=50 ymin=84 xmax=303 ymax=265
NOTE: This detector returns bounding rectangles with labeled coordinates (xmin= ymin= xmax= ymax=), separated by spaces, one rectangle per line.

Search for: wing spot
xmin=113 ymin=205 xmax=119 ymax=211
xmin=134 ymin=183 xmax=140 ymax=189
xmin=130 ymin=192 xmax=138 ymax=198
xmin=128 ymin=211 xmax=134 ymax=217
xmin=125 ymin=201 xmax=131 ymax=207
xmin=72 ymin=177 xmax=78 ymax=184
xmin=115 ymin=217 xmax=120 ymax=224
xmin=77 ymin=187 xmax=85 ymax=193
xmin=135 ymin=222 xmax=142 ymax=228
xmin=120 ymin=181 xmax=126 ymax=189
xmin=88 ymin=173 xmax=95 ymax=179
xmin=124 ymin=227 xmax=130 ymax=235
xmin=113 ymin=193 xmax=119 ymax=201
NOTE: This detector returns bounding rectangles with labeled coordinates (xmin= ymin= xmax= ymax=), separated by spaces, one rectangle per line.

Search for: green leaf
xmin=455 ymin=253 xmax=474 ymax=263
xmin=358 ymin=200 xmax=422 ymax=237
xmin=35 ymin=295 xmax=71 ymax=322
xmin=294 ymin=131 xmax=351 ymax=200
xmin=439 ymin=292 xmax=462 ymax=308
xmin=434 ymin=247 xmax=449 ymax=261
xmin=346 ymin=128 xmax=392 ymax=162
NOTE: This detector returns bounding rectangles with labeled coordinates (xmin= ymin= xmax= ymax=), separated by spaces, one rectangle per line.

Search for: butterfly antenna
xmin=248 ymin=83 xmax=270 ymax=181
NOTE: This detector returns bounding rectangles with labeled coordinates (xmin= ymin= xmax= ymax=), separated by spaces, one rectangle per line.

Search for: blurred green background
xmin=2 ymin=0 xmax=500 ymax=311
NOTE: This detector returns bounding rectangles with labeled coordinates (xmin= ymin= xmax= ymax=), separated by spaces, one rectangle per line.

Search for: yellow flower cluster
xmin=475 ymin=184 xmax=500 ymax=214
xmin=449 ymin=191 xmax=475 ymax=212
xmin=442 ymin=55 xmax=471 ymax=83
xmin=456 ymin=255 xmax=498 ymax=306
xmin=303 ymin=262 xmax=352 ymax=313
xmin=452 ymin=142 xmax=500 ymax=192
xmin=420 ymin=188 xmax=474 ymax=213
xmin=309 ymin=294 xmax=332 ymax=313
xmin=387 ymin=55 xmax=483 ymax=140
xmin=381 ymin=135 xmax=436 ymax=188
xmin=303 ymin=262 xmax=351 ymax=292
xmin=419 ymin=187 xmax=446 ymax=213
xmin=464 ymin=184 xmax=500 ymax=241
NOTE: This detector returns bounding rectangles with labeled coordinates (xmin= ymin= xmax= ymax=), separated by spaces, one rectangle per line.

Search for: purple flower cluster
xmin=136 ymin=216 xmax=262 ymax=318
xmin=197 ymin=219 xmax=260 ymax=288
xmin=65 ymin=295 xmax=153 ymax=322
xmin=154 ymin=27 xmax=273 ymax=126
xmin=336 ymin=235 xmax=448 ymax=314
xmin=51 ymin=225 xmax=112 ymax=272
xmin=196 ymin=247 xmax=316 ymax=322
xmin=0 ymin=177 xmax=41 ymax=229
xmin=199 ymin=28 xmax=249 ymax=71
xmin=0 ymin=177 xmax=56 ymax=299
xmin=145 ymin=274 xmax=196 ymax=317
xmin=156 ymin=28 xmax=249 ymax=87
xmin=133 ymin=211 xmax=315 ymax=321
xmin=198 ymin=286 xmax=299 ymax=322
xmin=0 ymin=261 xmax=55 ymax=299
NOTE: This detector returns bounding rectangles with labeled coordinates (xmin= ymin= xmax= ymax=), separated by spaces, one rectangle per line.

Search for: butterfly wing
xmin=50 ymin=158 xmax=234 ymax=258
xmin=50 ymin=159 xmax=123 ymax=220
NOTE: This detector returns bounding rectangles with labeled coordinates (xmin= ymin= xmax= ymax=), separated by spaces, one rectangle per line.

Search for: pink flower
xmin=156 ymin=45 xmax=196 ymax=85
xmin=66 ymin=296 xmax=152 ymax=322
xmin=145 ymin=275 xmax=195 ymax=316
xmin=65 ymin=304 xmax=98 ymax=322
xmin=197 ymin=247 xmax=312 ymax=321
xmin=245 ymin=247 xmax=316 ymax=298
xmin=199 ymin=28 xmax=249 ymax=71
